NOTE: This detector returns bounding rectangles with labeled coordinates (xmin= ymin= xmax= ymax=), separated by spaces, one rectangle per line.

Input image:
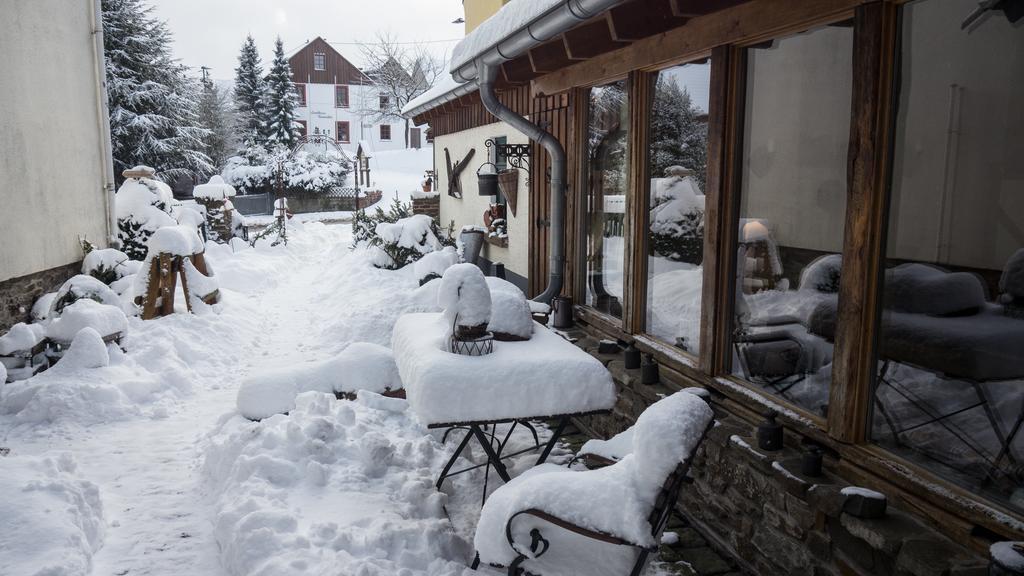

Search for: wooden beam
xmin=672 ymin=0 xmax=746 ymax=17
xmin=561 ymin=18 xmax=628 ymax=61
xmin=535 ymin=0 xmax=864 ymax=96
xmin=828 ymin=1 xmax=898 ymax=443
xmin=624 ymin=70 xmax=654 ymax=334
xmin=501 ymin=56 xmax=537 ymax=85
xmin=699 ymin=45 xmax=742 ymax=375
xmin=607 ymin=0 xmax=689 ymax=42
xmin=528 ymin=38 xmax=574 ymax=74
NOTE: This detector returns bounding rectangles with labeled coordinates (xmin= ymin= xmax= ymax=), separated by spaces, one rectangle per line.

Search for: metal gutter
xmin=91 ymin=0 xmax=118 ymax=247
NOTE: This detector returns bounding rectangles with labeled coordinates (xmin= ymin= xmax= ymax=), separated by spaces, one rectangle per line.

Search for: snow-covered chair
xmin=473 ymin=391 xmax=714 ymax=576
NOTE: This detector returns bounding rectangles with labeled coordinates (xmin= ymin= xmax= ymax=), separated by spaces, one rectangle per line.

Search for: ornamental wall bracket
xmin=485 ymin=138 xmax=532 ymax=183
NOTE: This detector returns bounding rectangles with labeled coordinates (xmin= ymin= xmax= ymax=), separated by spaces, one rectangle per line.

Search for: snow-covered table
xmin=392 ymin=313 xmax=617 ymax=488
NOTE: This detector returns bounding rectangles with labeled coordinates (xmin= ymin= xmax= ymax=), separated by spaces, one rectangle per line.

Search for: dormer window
xmin=313 ymin=52 xmax=326 ymax=71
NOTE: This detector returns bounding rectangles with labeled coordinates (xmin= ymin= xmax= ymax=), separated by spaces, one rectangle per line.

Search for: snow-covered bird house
xmin=192 ymin=175 xmax=237 ymax=242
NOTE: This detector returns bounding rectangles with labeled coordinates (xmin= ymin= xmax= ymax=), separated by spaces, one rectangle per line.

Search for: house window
xmin=296 ymin=120 xmax=307 ymax=138
xmin=380 ymin=124 xmax=391 ymax=141
xmin=335 ymin=85 xmax=349 ymax=108
xmin=379 ymin=94 xmax=389 ymax=110
xmin=584 ymin=80 xmax=629 ymax=319
xmin=644 ymin=60 xmax=711 ymax=355
xmin=729 ymin=22 xmax=853 ymax=416
xmin=871 ymin=0 xmax=1024 ymax=514
xmin=313 ymin=52 xmax=326 ymax=71
xmin=294 ymin=83 xmax=306 ymax=107
xmin=336 ymin=121 xmax=350 ymax=143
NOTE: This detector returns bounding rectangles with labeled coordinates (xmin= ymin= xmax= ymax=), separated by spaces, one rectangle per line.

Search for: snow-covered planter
xmin=438 ymin=263 xmax=491 ymax=340
xmin=115 ymin=166 xmax=177 ymax=259
xmin=47 ymin=299 xmax=128 ymax=345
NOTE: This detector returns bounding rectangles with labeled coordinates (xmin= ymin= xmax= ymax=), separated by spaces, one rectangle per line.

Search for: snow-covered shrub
xmin=193 ymin=175 xmax=237 ymax=242
xmin=115 ymin=167 xmax=177 ymax=259
xmin=0 ymin=453 xmax=104 ymax=576
xmin=352 ymin=198 xmax=453 ymax=270
xmin=0 ymin=322 xmax=46 ymax=356
xmin=649 ymin=173 xmax=705 ymax=264
xmin=414 ymin=246 xmax=459 ymax=285
xmin=221 ymin=145 xmax=351 ymax=195
xmin=47 ymin=299 xmax=128 ymax=343
xmin=799 ymin=254 xmax=842 ymax=293
xmin=51 ymin=275 xmax=123 ymax=316
xmin=82 ymin=248 xmax=132 ymax=285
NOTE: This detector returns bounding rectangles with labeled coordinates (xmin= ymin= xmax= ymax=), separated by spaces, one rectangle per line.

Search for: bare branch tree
xmin=357 ymin=32 xmax=444 ymax=148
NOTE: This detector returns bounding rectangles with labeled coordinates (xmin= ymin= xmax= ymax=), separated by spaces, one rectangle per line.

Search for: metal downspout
xmin=91 ymin=0 xmax=119 ymax=247
xmin=476 ymin=62 xmax=565 ymax=303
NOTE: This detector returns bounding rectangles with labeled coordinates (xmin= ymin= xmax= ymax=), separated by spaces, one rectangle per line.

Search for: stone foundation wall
xmin=0 ymin=262 xmax=80 ymax=332
xmin=285 ymin=191 xmax=383 ymax=214
xmin=412 ymin=196 xmax=440 ymax=219
xmin=566 ymin=328 xmax=991 ymax=576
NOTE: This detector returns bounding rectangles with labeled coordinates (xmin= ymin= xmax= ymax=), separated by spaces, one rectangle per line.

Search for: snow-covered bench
xmin=473 ymin=391 xmax=715 ymax=576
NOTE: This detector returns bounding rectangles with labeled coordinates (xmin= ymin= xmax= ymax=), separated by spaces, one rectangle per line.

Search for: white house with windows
xmin=289 ymin=37 xmax=422 ymax=152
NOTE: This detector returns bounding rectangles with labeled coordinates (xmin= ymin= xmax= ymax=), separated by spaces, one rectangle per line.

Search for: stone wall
xmin=0 ymin=262 xmax=80 ymax=332
xmin=284 ymin=191 xmax=383 ymax=215
xmin=566 ymin=328 xmax=991 ymax=576
xmin=412 ymin=196 xmax=440 ymax=219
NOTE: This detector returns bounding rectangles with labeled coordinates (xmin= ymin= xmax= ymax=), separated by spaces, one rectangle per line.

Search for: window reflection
xmin=730 ymin=23 xmax=853 ymax=416
xmin=646 ymin=62 xmax=711 ymax=352
xmin=872 ymin=0 xmax=1024 ymax=513
xmin=585 ymin=81 xmax=629 ymax=317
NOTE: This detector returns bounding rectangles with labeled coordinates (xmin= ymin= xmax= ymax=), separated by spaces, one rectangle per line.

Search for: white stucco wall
xmin=296 ymin=83 xmax=418 ymax=154
xmin=434 ymin=122 xmax=531 ymax=278
xmin=0 ymin=0 xmax=110 ymax=283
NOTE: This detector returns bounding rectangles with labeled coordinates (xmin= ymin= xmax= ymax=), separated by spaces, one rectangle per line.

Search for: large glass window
xmin=730 ymin=23 xmax=853 ymax=416
xmin=585 ymin=80 xmax=629 ymax=317
xmin=645 ymin=61 xmax=711 ymax=353
xmin=872 ymin=0 xmax=1024 ymax=513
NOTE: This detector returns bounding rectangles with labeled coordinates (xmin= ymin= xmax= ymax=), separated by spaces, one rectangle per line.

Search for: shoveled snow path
xmin=3 ymin=224 xmax=362 ymax=576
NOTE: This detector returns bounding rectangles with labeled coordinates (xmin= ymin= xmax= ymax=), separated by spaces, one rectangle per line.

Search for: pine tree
xmin=264 ymin=37 xmax=300 ymax=149
xmin=102 ymin=0 xmax=212 ymax=184
xmin=233 ymin=35 xmax=267 ymax=149
xmin=650 ymin=77 xmax=708 ymax=191
xmin=197 ymin=70 xmax=236 ymax=175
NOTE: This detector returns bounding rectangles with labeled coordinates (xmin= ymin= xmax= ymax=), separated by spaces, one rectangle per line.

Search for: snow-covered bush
xmin=115 ymin=167 xmax=178 ymax=259
xmin=221 ymin=145 xmax=351 ymax=195
xmin=0 ymin=322 xmax=46 ymax=356
xmin=51 ymin=275 xmax=123 ymax=316
xmin=649 ymin=173 xmax=705 ymax=264
xmin=0 ymin=453 xmax=104 ymax=576
xmin=414 ymin=246 xmax=459 ymax=285
xmin=82 ymin=248 xmax=133 ymax=285
xmin=193 ymin=175 xmax=237 ymax=242
xmin=47 ymin=299 xmax=128 ymax=343
xmin=799 ymin=254 xmax=843 ymax=293
xmin=352 ymin=198 xmax=454 ymax=270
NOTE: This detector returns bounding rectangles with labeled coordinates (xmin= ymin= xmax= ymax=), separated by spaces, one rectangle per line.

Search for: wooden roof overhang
xmin=410 ymin=0 xmax=749 ymax=133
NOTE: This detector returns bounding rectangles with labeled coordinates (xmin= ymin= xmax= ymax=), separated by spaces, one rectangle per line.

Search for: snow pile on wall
xmin=392 ymin=313 xmax=615 ymax=426
xmin=236 ymin=342 xmax=402 ymax=420
xmin=204 ymin=391 xmax=473 ymax=576
xmin=474 ymin=391 xmax=713 ymax=570
xmin=0 ymin=452 xmax=103 ymax=576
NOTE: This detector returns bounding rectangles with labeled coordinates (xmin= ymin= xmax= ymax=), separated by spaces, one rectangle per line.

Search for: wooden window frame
xmin=335 ymin=85 xmax=349 ymax=108
xmin=379 ymin=124 xmax=391 ymax=141
xmin=295 ymin=83 xmax=307 ymax=107
xmin=336 ymin=121 xmax=350 ymax=143
xmin=313 ymin=52 xmax=326 ymax=71
xmin=379 ymin=94 xmax=389 ymax=110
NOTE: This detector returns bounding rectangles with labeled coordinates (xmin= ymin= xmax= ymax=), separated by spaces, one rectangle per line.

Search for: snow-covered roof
xmin=400 ymin=73 xmax=476 ymax=119
xmin=450 ymin=0 xmax=563 ymax=74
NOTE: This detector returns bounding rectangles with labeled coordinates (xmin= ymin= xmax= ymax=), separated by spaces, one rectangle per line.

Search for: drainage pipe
xmin=477 ymin=62 xmax=566 ymax=303
xmin=91 ymin=0 xmax=119 ymax=247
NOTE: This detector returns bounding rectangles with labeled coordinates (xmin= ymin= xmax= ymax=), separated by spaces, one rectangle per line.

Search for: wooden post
xmin=624 ymin=70 xmax=653 ymax=335
xmin=141 ymin=257 xmax=162 ymax=320
xmin=828 ymin=1 xmax=898 ymax=443
xmin=159 ymin=253 xmax=177 ymax=317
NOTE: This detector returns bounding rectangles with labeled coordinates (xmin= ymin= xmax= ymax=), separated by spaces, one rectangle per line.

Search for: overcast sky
xmin=150 ymin=0 xmax=466 ymax=82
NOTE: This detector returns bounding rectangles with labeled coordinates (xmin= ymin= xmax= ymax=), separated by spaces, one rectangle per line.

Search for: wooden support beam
xmin=159 ymin=253 xmax=176 ymax=317
xmin=624 ymin=70 xmax=653 ymax=334
xmin=501 ymin=56 xmax=537 ymax=85
xmin=561 ymin=18 xmax=628 ymax=62
xmin=535 ymin=0 xmax=864 ymax=96
xmin=828 ymin=1 xmax=898 ymax=444
xmin=141 ymin=257 xmax=162 ymax=320
xmin=528 ymin=38 xmax=573 ymax=74
xmin=607 ymin=0 xmax=689 ymax=42
xmin=672 ymin=0 xmax=745 ymax=17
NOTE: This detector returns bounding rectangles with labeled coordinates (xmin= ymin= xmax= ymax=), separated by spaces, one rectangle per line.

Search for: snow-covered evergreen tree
xmin=233 ymin=35 xmax=267 ymax=149
xmin=650 ymin=77 xmax=708 ymax=190
xmin=197 ymin=71 xmax=236 ymax=175
xmin=264 ymin=37 xmax=301 ymax=149
xmin=102 ymin=0 xmax=212 ymax=184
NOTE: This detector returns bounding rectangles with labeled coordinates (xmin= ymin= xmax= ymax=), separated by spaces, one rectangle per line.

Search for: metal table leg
xmin=436 ymin=428 xmax=474 ymax=489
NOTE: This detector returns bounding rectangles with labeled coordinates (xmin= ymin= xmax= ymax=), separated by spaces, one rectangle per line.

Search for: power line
xmin=326 ymin=38 xmax=462 ymax=46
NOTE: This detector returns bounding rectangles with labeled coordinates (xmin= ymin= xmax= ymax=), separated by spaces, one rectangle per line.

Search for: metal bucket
xmin=552 ymin=296 xmax=573 ymax=329
xmin=477 ymin=162 xmax=498 ymax=196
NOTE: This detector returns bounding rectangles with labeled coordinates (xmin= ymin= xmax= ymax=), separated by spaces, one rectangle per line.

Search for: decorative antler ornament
xmin=445 ymin=147 xmax=475 ymax=199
